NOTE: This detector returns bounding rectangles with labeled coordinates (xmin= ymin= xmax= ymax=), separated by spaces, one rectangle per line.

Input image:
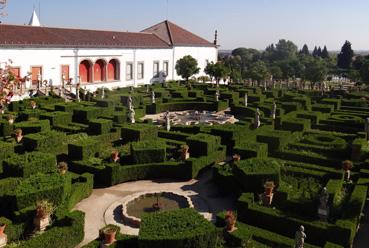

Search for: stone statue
xmin=146 ymin=84 xmax=150 ymax=93
xmin=365 ymin=118 xmax=369 ymax=141
xmin=83 ymin=86 xmax=87 ymax=101
xmin=319 ymin=187 xmax=329 ymax=210
xmin=129 ymin=108 xmax=135 ymax=124
xmin=264 ymin=81 xmax=267 ymax=91
xmin=215 ymin=90 xmax=220 ymax=102
xmin=271 ymin=102 xmax=277 ymax=120
xmin=101 ymin=87 xmax=105 ymax=99
xmin=295 ymin=225 xmax=306 ymax=248
xmin=151 ymin=91 xmax=156 ymax=104
xmin=165 ymin=111 xmax=171 ymax=131
xmin=254 ymin=108 xmax=261 ymax=129
xmin=244 ymin=93 xmax=248 ymax=107
xmin=128 ymin=95 xmax=133 ymax=110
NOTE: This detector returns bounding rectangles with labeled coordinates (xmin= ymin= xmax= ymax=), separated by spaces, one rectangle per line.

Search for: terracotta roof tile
xmin=142 ymin=20 xmax=214 ymax=47
xmin=0 ymin=24 xmax=170 ymax=48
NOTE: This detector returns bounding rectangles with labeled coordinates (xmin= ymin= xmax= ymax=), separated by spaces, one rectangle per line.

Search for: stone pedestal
xmin=262 ymin=193 xmax=274 ymax=206
xmin=181 ymin=152 xmax=190 ymax=161
xmin=100 ymin=240 xmax=116 ymax=248
xmin=33 ymin=216 xmax=50 ymax=232
xmin=318 ymin=208 xmax=329 ymax=220
xmin=0 ymin=234 xmax=7 ymax=248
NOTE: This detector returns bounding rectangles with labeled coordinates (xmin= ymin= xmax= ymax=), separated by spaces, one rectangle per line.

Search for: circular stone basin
xmin=122 ymin=191 xmax=194 ymax=228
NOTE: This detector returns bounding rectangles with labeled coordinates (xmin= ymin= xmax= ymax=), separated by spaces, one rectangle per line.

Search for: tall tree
xmin=321 ymin=46 xmax=329 ymax=59
xmin=317 ymin=47 xmax=322 ymax=57
xmin=304 ymin=58 xmax=328 ymax=87
xmin=312 ymin=46 xmax=318 ymax=57
xmin=359 ymin=59 xmax=369 ymax=82
xmin=204 ymin=62 xmax=230 ymax=86
xmin=273 ymin=39 xmax=298 ymax=60
xmin=337 ymin=40 xmax=354 ymax=69
xmin=175 ymin=55 xmax=200 ymax=86
xmin=300 ymin=44 xmax=310 ymax=56
xmin=246 ymin=61 xmax=270 ymax=82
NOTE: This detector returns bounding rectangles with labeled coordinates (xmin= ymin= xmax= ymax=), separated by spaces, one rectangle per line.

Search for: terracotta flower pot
xmin=104 ymin=228 xmax=117 ymax=244
xmin=0 ymin=224 xmax=6 ymax=235
xmin=264 ymin=181 xmax=275 ymax=195
xmin=232 ymin=154 xmax=241 ymax=162
xmin=36 ymin=208 xmax=47 ymax=219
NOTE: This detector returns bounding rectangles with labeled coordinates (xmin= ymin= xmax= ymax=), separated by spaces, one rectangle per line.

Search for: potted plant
xmin=0 ymin=223 xmax=6 ymax=236
xmin=264 ymin=181 xmax=275 ymax=195
xmin=224 ymin=210 xmax=237 ymax=232
xmin=232 ymin=154 xmax=241 ymax=162
xmin=35 ymin=200 xmax=55 ymax=219
xmin=30 ymin=100 xmax=37 ymax=109
xmin=110 ymin=151 xmax=120 ymax=163
xmin=57 ymin=162 xmax=68 ymax=175
xmin=8 ymin=114 xmax=14 ymax=125
xmin=180 ymin=144 xmax=190 ymax=161
xmin=14 ymin=128 xmax=23 ymax=143
xmin=342 ymin=160 xmax=353 ymax=171
xmin=102 ymin=225 xmax=119 ymax=244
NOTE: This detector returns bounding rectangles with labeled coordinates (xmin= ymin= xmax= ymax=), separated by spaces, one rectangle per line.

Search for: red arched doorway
xmin=94 ymin=59 xmax=107 ymax=82
xmin=107 ymin=59 xmax=120 ymax=81
xmin=79 ymin=60 xmax=92 ymax=83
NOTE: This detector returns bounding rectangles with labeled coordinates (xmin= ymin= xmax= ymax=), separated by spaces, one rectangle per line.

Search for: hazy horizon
xmin=1 ymin=0 xmax=368 ymax=51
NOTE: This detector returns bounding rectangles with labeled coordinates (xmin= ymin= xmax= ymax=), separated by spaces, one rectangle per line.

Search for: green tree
xmin=359 ymin=60 xmax=369 ymax=82
xmin=175 ymin=55 xmax=200 ymax=86
xmin=312 ymin=46 xmax=318 ymax=57
xmin=304 ymin=58 xmax=328 ymax=86
xmin=269 ymin=65 xmax=283 ymax=80
xmin=337 ymin=40 xmax=354 ymax=69
xmin=246 ymin=61 xmax=270 ymax=82
xmin=231 ymin=48 xmax=260 ymax=76
xmin=321 ymin=46 xmax=329 ymax=59
xmin=266 ymin=39 xmax=298 ymax=61
xmin=205 ymin=62 xmax=230 ymax=86
xmin=317 ymin=47 xmax=322 ymax=57
xmin=300 ymin=44 xmax=310 ymax=56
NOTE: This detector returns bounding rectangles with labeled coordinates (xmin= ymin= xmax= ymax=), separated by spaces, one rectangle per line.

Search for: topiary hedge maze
xmin=1 ymin=82 xmax=369 ymax=247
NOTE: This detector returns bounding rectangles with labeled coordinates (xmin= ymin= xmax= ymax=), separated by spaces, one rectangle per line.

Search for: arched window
xmin=107 ymin=59 xmax=120 ymax=81
xmin=94 ymin=59 xmax=107 ymax=82
xmin=79 ymin=60 xmax=92 ymax=83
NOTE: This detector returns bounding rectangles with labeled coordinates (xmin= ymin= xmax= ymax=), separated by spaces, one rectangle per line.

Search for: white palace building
xmin=0 ymin=11 xmax=218 ymax=92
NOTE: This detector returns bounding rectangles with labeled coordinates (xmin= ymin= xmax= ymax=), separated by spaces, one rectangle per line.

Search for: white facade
xmin=0 ymin=45 xmax=217 ymax=92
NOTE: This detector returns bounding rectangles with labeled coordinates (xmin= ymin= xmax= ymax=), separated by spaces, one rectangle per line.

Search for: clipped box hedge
xmin=131 ymin=140 xmax=166 ymax=164
xmin=14 ymin=119 xmax=51 ymax=134
xmin=22 ymin=130 xmax=67 ymax=151
xmin=40 ymin=111 xmax=72 ymax=126
xmin=121 ymin=124 xmax=158 ymax=143
xmin=234 ymin=158 xmax=281 ymax=192
xmin=3 ymin=151 xmax=56 ymax=178
xmin=88 ymin=118 xmax=113 ymax=135
xmin=13 ymin=172 xmax=71 ymax=210
xmin=68 ymin=136 xmax=101 ymax=160
xmin=186 ymin=133 xmax=221 ymax=158
xmin=0 ymin=141 xmax=14 ymax=160
xmin=139 ymin=208 xmax=219 ymax=248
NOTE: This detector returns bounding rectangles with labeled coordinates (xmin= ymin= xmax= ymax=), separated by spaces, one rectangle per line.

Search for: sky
xmin=1 ymin=0 xmax=369 ymax=51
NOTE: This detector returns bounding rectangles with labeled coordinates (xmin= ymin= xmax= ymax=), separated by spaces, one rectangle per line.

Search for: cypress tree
xmin=317 ymin=46 xmax=322 ymax=57
xmin=300 ymin=44 xmax=309 ymax=55
xmin=312 ymin=46 xmax=318 ymax=57
xmin=321 ymin=46 xmax=329 ymax=59
xmin=337 ymin=40 xmax=354 ymax=69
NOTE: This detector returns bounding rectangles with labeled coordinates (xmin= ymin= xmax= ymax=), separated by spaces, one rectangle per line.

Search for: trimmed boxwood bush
xmin=121 ymin=124 xmax=158 ymax=143
xmin=13 ymin=172 xmax=71 ymax=210
xmin=14 ymin=119 xmax=50 ymax=134
xmin=54 ymin=102 xmax=81 ymax=113
xmin=23 ymin=130 xmax=67 ymax=151
xmin=139 ymin=208 xmax=219 ymax=248
xmin=131 ymin=140 xmax=166 ymax=164
xmin=186 ymin=133 xmax=221 ymax=158
xmin=3 ymin=152 xmax=56 ymax=178
xmin=234 ymin=158 xmax=281 ymax=192
xmin=40 ymin=111 xmax=72 ymax=126
xmin=68 ymin=136 xmax=101 ymax=160
xmin=16 ymin=211 xmax=84 ymax=248
xmin=88 ymin=118 xmax=113 ymax=135
xmin=233 ymin=142 xmax=268 ymax=159
xmin=0 ymin=141 xmax=14 ymax=160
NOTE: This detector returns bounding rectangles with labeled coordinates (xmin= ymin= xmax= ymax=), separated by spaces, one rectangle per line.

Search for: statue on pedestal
xmin=318 ymin=187 xmax=329 ymax=220
xmin=215 ymin=90 xmax=220 ymax=102
xmin=295 ymin=225 xmax=306 ymax=248
xmin=151 ymin=91 xmax=156 ymax=104
xmin=128 ymin=95 xmax=133 ymax=110
xmin=244 ymin=93 xmax=248 ymax=107
xmin=271 ymin=102 xmax=277 ymax=120
xmin=254 ymin=108 xmax=261 ymax=129
xmin=101 ymin=87 xmax=105 ymax=99
xmin=129 ymin=108 xmax=135 ymax=124
xmin=165 ymin=111 xmax=171 ymax=131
